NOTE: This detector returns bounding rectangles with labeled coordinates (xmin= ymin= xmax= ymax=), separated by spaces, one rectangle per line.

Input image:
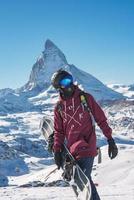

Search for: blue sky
xmin=0 ymin=0 xmax=134 ymax=89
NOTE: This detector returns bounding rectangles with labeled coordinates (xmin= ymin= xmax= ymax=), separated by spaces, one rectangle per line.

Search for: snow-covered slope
xmin=103 ymin=100 xmax=134 ymax=141
xmin=65 ymin=65 xmax=123 ymax=101
xmin=0 ymin=91 xmax=34 ymax=115
xmin=0 ymin=111 xmax=134 ymax=199
xmin=0 ymin=144 xmax=134 ymax=200
xmin=108 ymin=83 xmax=134 ymax=99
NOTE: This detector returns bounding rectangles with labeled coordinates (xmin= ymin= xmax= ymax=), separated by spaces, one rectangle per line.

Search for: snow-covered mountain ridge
xmin=107 ymin=83 xmax=134 ymax=99
xmin=0 ymin=39 xmax=124 ymax=114
xmin=103 ymin=100 xmax=134 ymax=139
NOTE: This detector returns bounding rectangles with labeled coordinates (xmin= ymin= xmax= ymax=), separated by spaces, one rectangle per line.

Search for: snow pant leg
xmin=77 ymin=157 xmax=101 ymax=200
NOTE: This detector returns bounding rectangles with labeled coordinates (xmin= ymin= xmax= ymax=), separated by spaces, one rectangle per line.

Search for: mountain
xmin=19 ymin=39 xmax=68 ymax=93
xmin=0 ymin=88 xmax=34 ymax=115
xmin=19 ymin=39 xmax=123 ymax=100
xmin=107 ymin=84 xmax=134 ymax=99
xmin=0 ymin=39 xmax=124 ymax=114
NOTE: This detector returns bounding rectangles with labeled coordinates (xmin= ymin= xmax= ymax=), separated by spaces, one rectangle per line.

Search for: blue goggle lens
xmin=59 ymin=77 xmax=73 ymax=88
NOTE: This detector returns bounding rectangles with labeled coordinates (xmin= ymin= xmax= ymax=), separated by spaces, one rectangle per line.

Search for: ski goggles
xmin=59 ymin=75 xmax=73 ymax=88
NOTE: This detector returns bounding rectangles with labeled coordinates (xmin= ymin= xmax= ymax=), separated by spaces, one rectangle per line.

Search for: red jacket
xmin=53 ymin=86 xmax=112 ymax=160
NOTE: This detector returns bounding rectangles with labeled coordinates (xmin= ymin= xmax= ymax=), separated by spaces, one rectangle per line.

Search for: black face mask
xmin=59 ymin=85 xmax=75 ymax=99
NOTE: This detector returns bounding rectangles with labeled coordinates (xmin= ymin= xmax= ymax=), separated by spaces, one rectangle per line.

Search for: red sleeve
xmin=87 ymin=94 xmax=112 ymax=139
xmin=53 ymin=104 xmax=65 ymax=152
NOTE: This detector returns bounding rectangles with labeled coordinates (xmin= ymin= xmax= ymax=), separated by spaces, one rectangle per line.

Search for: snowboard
xmin=40 ymin=115 xmax=92 ymax=200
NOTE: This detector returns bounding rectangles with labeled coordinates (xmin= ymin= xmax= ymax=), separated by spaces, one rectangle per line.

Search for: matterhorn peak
xmin=20 ymin=39 xmax=68 ymax=92
xmin=43 ymin=39 xmax=67 ymax=65
xmin=45 ymin=39 xmax=59 ymax=50
xmin=18 ymin=39 xmax=124 ymax=102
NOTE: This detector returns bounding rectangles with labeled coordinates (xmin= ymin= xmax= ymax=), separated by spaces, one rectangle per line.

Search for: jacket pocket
xmin=70 ymin=139 xmax=90 ymax=157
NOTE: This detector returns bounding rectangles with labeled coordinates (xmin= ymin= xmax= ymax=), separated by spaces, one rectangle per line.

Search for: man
xmin=51 ymin=69 xmax=118 ymax=200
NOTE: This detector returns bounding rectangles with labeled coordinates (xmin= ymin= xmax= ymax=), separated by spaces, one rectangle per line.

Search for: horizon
xmin=0 ymin=0 xmax=134 ymax=89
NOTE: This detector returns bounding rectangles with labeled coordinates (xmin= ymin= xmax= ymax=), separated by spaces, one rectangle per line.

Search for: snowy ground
xmin=0 ymin=144 xmax=134 ymax=200
xmin=0 ymin=112 xmax=134 ymax=200
xmin=95 ymin=145 xmax=134 ymax=200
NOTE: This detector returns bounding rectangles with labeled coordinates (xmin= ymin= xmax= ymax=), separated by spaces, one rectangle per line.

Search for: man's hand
xmin=107 ymin=138 xmax=118 ymax=159
xmin=54 ymin=151 xmax=63 ymax=169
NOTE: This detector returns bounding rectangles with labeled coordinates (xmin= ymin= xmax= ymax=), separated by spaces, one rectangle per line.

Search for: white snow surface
xmin=0 ymin=110 xmax=134 ymax=200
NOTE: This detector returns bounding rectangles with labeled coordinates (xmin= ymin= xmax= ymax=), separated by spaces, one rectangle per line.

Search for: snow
xmin=0 ymin=40 xmax=125 ymax=115
xmin=0 ymin=186 xmax=76 ymax=200
xmin=0 ymin=111 xmax=134 ymax=199
xmin=103 ymin=100 xmax=134 ymax=138
xmin=108 ymin=83 xmax=134 ymax=99
xmin=96 ymin=145 xmax=134 ymax=200
xmin=0 ymin=174 xmax=8 ymax=187
xmin=0 ymin=39 xmax=133 ymax=199
xmin=0 ymin=119 xmax=10 ymax=126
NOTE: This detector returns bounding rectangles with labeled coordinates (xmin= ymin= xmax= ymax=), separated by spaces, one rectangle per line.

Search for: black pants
xmin=77 ymin=157 xmax=101 ymax=200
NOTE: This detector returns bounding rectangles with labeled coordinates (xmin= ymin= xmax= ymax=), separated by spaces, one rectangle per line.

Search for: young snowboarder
xmin=51 ymin=69 xmax=118 ymax=200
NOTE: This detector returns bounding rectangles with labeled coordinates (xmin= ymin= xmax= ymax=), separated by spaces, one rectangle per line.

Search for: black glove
xmin=107 ymin=138 xmax=118 ymax=159
xmin=48 ymin=133 xmax=54 ymax=153
xmin=54 ymin=151 xmax=63 ymax=169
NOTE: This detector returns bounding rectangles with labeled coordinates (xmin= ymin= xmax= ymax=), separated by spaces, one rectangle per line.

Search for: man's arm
xmin=87 ymin=93 xmax=112 ymax=139
xmin=87 ymin=93 xmax=118 ymax=159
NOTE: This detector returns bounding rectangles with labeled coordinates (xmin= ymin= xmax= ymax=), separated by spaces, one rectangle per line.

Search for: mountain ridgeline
xmin=0 ymin=39 xmax=124 ymax=114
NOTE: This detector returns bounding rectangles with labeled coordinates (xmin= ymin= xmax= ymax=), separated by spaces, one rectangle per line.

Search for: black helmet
xmin=51 ymin=69 xmax=73 ymax=89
